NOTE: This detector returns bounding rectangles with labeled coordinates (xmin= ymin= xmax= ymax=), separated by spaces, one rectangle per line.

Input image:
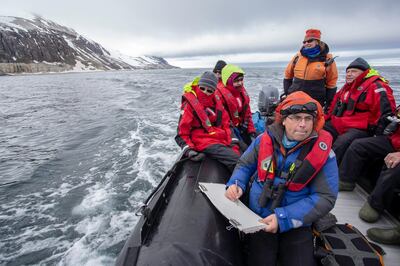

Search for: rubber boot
xmin=367 ymin=226 xmax=400 ymax=245
xmin=359 ymin=201 xmax=380 ymax=223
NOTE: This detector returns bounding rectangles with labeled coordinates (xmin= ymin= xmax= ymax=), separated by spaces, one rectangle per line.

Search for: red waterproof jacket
xmin=175 ymin=86 xmax=233 ymax=151
xmin=389 ymin=128 xmax=400 ymax=151
xmin=326 ymin=69 xmax=396 ymax=135
xmin=216 ymin=84 xmax=255 ymax=134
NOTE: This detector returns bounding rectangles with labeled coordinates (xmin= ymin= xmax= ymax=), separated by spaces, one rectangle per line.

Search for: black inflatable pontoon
xmin=115 ymin=154 xmax=243 ymax=266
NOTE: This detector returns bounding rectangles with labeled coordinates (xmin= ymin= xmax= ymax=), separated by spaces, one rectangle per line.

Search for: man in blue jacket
xmin=225 ymin=91 xmax=338 ymax=266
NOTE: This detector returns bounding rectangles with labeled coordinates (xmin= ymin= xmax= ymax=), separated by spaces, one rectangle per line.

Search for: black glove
xmin=186 ymin=149 xmax=205 ymax=161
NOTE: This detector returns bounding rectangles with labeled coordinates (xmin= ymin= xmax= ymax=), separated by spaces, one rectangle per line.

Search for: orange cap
xmin=304 ymin=28 xmax=321 ymax=41
xmin=275 ymin=91 xmax=325 ymax=131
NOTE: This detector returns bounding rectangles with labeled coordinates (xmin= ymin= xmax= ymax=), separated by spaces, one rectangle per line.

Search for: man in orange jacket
xmin=284 ymin=29 xmax=338 ymax=109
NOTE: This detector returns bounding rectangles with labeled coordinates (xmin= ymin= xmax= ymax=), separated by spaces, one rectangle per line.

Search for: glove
xmin=186 ymin=149 xmax=205 ymax=161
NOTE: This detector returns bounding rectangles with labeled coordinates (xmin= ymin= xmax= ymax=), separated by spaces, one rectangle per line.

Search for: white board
xmin=199 ymin=182 xmax=266 ymax=234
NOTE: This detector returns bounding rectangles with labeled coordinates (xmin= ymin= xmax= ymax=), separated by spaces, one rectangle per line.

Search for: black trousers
xmin=202 ymin=144 xmax=240 ymax=172
xmin=324 ymin=121 xmax=370 ymax=165
xmin=339 ymin=136 xmax=394 ymax=184
xmin=245 ymin=227 xmax=315 ymax=266
xmin=369 ymin=164 xmax=400 ymax=212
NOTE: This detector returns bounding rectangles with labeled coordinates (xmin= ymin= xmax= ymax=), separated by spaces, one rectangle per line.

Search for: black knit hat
xmin=213 ymin=60 xmax=227 ymax=73
xmin=198 ymin=71 xmax=218 ymax=90
xmin=346 ymin=57 xmax=370 ymax=71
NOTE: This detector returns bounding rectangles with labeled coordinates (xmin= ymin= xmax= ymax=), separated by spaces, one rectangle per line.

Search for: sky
xmin=2 ymin=0 xmax=400 ymax=68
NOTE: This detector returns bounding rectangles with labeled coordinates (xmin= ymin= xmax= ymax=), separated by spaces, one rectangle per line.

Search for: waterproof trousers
xmin=245 ymin=226 xmax=315 ymax=266
xmin=369 ymin=164 xmax=400 ymax=212
xmin=324 ymin=121 xmax=370 ymax=165
xmin=339 ymin=136 xmax=394 ymax=184
xmin=202 ymin=144 xmax=240 ymax=173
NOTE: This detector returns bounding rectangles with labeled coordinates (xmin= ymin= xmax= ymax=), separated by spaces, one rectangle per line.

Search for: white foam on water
xmin=71 ymin=183 xmax=113 ymax=216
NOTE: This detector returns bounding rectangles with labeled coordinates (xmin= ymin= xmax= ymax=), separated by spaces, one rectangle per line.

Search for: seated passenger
xmin=358 ymin=151 xmax=400 ymax=223
xmin=213 ymin=59 xmax=227 ymax=86
xmin=217 ymin=64 xmax=256 ymax=148
xmin=175 ymin=71 xmax=240 ymax=172
xmin=324 ymin=57 xmax=396 ymax=164
xmin=252 ymin=85 xmax=280 ymax=135
xmin=225 ymin=91 xmax=338 ymax=266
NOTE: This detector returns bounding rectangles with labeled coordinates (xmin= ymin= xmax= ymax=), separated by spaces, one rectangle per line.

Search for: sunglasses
xmin=233 ymin=77 xmax=244 ymax=83
xmin=280 ymin=102 xmax=317 ymax=116
xmin=200 ymin=87 xmax=215 ymax=94
xmin=303 ymin=39 xmax=316 ymax=44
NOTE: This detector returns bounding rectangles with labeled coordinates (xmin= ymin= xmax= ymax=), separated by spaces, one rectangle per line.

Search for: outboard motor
xmin=253 ymin=86 xmax=280 ymax=135
xmin=258 ymin=85 xmax=280 ymax=118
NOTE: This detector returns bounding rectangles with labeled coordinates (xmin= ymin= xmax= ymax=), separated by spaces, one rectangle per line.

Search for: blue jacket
xmin=226 ymin=123 xmax=338 ymax=233
xmin=252 ymin=111 xmax=266 ymax=135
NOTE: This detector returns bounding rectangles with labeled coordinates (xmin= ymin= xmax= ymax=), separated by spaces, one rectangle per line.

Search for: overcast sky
xmin=2 ymin=0 xmax=400 ymax=67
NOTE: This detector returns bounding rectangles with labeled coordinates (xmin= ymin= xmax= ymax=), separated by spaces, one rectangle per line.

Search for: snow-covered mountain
xmin=0 ymin=16 xmax=176 ymax=74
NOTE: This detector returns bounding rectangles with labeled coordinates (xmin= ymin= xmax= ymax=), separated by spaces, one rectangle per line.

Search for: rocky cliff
xmin=0 ymin=16 xmax=176 ymax=74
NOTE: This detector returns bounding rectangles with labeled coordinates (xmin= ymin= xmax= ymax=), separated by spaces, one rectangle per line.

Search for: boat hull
xmin=116 ymin=157 xmax=244 ymax=266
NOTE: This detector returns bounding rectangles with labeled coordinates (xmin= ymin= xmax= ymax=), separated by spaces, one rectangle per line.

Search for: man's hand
xmin=384 ymin=152 xmax=400 ymax=168
xmin=260 ymin=214 xmax=279 ymax=233
xmin=225 ymin=183 xmax=243 ymax=201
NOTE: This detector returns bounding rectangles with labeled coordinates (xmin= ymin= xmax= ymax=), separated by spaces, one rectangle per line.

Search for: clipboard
xmin=199 ymin=182 xmax=266 ymax=234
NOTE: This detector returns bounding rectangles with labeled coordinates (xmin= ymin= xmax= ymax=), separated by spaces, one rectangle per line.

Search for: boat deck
xmin=332 ymin=186 xmax=400 ymax=266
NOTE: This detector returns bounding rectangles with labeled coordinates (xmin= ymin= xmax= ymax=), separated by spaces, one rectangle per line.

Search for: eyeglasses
xmin=287 ymin=114 xmax=314 ymax=123
xmin=280 ymin=102 xmax=317 ymax=116
xmin=233 ymin=77 xmax=244 ymax=83
xmin=303 ymin=39 xmax=315 ymax=44
xmin=200 ymin=87 xmax=215 ymax=94
xmin=214 ymin=71 xmax=221 ymax=74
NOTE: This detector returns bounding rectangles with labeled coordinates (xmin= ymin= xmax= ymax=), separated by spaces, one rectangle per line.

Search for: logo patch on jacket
xmin=319 ymin=141 xmax=328 ymax=151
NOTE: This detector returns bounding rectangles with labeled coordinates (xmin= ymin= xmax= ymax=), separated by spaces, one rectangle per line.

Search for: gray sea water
xmin=1 ymin=67 xmax=399 ymax=265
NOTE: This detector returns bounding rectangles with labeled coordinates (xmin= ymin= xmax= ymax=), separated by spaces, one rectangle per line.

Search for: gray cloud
xmin=2 ymin=0 xmax=400 ymax=60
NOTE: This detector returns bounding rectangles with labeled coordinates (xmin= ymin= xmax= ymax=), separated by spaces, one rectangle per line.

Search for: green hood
xmin=365 ymin=68 xmax=387 ymax=83
xmin=221 ymin=64 xmax=245 ymax=86
xmin=183 ymin=76 xmax=200 ymax=95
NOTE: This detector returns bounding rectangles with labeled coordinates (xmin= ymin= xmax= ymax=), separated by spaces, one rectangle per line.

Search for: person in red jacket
xmin=216 ymin=64 xmax=256 ymax=149
xmin=324 ymin=57 xmax=396 ymax=164
xmin=338 ymin=106 xmax=400 ymax=224
xmin=175 ymin=71 xmax=240 ymax=172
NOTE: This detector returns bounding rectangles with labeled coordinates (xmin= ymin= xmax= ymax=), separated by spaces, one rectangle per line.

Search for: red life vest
xmin=216 ymin=86 xmax=250 ymax=127
xmin=182 ymin=91 xmax=224 ymax=133
xmin=336 ymin=75 xmax=380 ymax=116
xmin=331 ymin=76 xmax=381 ymax=134
xmin=257 ymin=130 xmax=332 ymax=191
